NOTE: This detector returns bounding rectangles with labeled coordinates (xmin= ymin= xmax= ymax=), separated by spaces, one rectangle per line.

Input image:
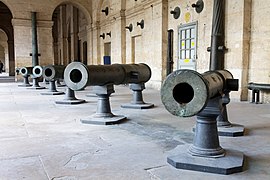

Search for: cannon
xmin=161 ymin=69 xmax=244 ymax=175
xmin=28 ymin=65 xmax=45 ymax=89
xmin=64 ymin=62 xmax=152 ymax=125
xmin=15 ymin=67 xmax=20 ymax=75
xmin=40 ymin=64 xmax=84 ymax=103
xmin=40 ymin=65 xmax=65 ymax=95
xmin=161 ymin=69 xmax=238 ymax=117
xmin=64 ymin=62 xmax=151 ymax=91
xmin=248 ymin=82 xmax=270 ymax=103
xmin=18 ymin=67 xmax=32 ymax=87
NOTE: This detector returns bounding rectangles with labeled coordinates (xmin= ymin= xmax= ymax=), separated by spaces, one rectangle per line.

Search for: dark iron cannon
xmin=64 ymin=62 xmax=152 ymax=125
xmin=41 ymin=64 xmax=84 ymax=103
xmin=43 ymin=65 xmax=66 ymax=82
xmin=18 ymin=66 xmax=32 ymax=87
xmin=161 ymin=69 xmax=238 ymax=117
xmin=248 ymin=82 xmax=270 ymax=104
xmin=41 ymin=65 xmax=65 ymax=95
xmin=161 ymin=69 xmax=244 ymax=175
xmin=64 ymin=62 xmax=151 ymax=91
xmin=29 ymin=65 xmax=45 ymax=89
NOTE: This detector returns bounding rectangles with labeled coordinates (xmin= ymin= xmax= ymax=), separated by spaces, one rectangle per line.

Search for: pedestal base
xmin=28 ymin=86 xmax=46 ymax=90
xmin=86 ymin=93 xmax=98 ymax=97
xmin=167 ymin=144 xmax=245 ymax=175
xmin=81 ymin=115 xmax=126 ymax=125
xmin=55 ymin=99 xmax=85 ymax=105
xmin=218 ymin=124 xmax=245 ymax=137
xmin=121 ymin=103 xmax=154 ymax=109
xmin=41 ymin=91 xmax=65 ymax=95
xmin=18 ymin=84 xmax=31 ymax=87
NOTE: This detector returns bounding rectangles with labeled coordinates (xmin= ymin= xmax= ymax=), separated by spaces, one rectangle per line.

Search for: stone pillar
xmin=111 ymin=10 xmax=126 ymax=64
xmin=71 ymin=7 xmax=79 ymax=61
xmin=59 ymin=5 xmax=67 ymax=65
xmin=7 ymin=40 xmax=14 ymax=76
xmin=37 ymin=20 xmax=54 ymax=66
xmin=92 ymin=21 xmax=101 ymax=64
xmin=240 ymin=0 xmax=252 ymax=101
xmin=86 ymin=25 xmax=93 ymax=64
xmin=12 ymin=18 xmax=32 ymax=68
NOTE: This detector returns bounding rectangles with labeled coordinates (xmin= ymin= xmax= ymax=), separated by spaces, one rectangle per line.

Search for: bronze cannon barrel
xmin=42 ymin=65 xmax=66 ymax=81
xmin=247 ymin=82 xmax=270 ymax=91
xmin=32 ymin=65 xmax=43 ymax=78
xmin=15 ymin=67 xmax=21 ymax=75
xmin=64 ymin=62 xmax=151 ymax=91
xmin=19 ymin=67 xmax=33 ymax=77
xmin=160 ymin=69 xmax=238 ymax=117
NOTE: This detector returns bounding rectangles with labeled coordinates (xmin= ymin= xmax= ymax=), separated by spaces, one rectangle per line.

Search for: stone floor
xmin=0 ymin=80 xmax=270 ymax=180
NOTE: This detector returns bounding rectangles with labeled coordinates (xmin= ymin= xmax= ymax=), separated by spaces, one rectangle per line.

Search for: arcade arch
xmin=0 ymin=1 xmax=14 ymax=75
xmin=52 ymin=2 xmax=90 ymax=66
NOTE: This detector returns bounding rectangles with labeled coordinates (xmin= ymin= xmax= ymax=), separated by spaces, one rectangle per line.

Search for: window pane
xmin=191 ymin=39 xmax=195 ymax=48
xmin=191 ymin=28 xmax=195 ymax=38
xmin=181 ymin=50 xmax=185 ymax=59
xmin=186 ymin=40 xmax=190 ymax=49
xmin=186 ymin=29 xmax=190 ymax=38
xmin=186 ymin=50 xmax=190 ymax=59
xmin=181 ymin=41 xmax=185 ymax=49
xmin=181 ymin=30 xmax=185 ymax=39
xmin=191 ymin=49 xmax=195 ymax=59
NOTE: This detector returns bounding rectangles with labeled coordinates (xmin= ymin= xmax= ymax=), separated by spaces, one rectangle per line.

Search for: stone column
xmin=92 ymin=21 xmax=101 ymax=64
xmin=12 ymin=18 xmax=32 ymax=68
xmin=240 ymin=0 xmax=252 ymax=101
xmin=37 ymin=20 xmax=54 ymax=66
xmin=70 ymin=7 xmax=79 ymax=61
xmin=60 ymin=5 xmax=67 ymax=65
xmin=7 ymin=40 xmax=15 ymax=75
xmin=111 ymin=10 xmax=126 ymax=64
xmin=86 ymin=25 xmax=92 ymax=64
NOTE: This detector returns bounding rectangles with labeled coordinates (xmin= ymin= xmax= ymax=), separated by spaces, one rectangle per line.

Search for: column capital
xmin=12 ymin=18 xmax=53 ymax=28
xmin=12 ymin=18 xmax=31 ymax=27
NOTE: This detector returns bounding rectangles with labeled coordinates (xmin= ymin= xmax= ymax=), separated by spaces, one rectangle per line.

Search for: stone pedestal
xmin=217 ymin=93 xmax=245 ymax=137
xmin=121 ymin=83 xmax=154 ymax=109
xmin=28 ymin=78 xmax=45 ymax=90
xmin=18 ymin=75 xmax=31 ymax=87
xmin=41 ymin=80 xmax=64 ymax=95
xmin=81 ymin=84 xmax=126 ymax=125
xmin=168 ymin=97 xmax=245 ymax=175
xmin=55 ymin=87 xmax=85 ymax=104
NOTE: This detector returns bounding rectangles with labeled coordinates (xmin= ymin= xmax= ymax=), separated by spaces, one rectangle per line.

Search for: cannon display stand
xmin=216 ymin=93 xmax=245 ymax=137
xmin=81 ymin=84 xmax=126 ymax=125
xmin=168 ymin=97 xmax=244 ymax=175
xmin=41 ymin=80 xmax=64 ymax=95
xmin=18 ymin=75 xmax=31 ymax=87
xmin=121 ymin=83 xmax=154 ymax=109
xmin=56 ymin=79 xmax=65 ymax=87
xmin=28 ymin=77 xmax=45 ymax=90
xmin=55 ymin=87 xmax=85 ymax=105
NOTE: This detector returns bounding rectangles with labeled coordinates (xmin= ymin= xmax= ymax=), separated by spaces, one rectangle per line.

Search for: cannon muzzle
xmin=19 ymin=67 xmax=33 ymax=77
xmin=15 ymin=67 xmax=20 ymax=75
xmin=42 ymin=65 xmax=66 ymax=81
xmin=64 ymin=62 xmax=151 ymax=91
xmin=161 ymin=69 xmax=238 ymax=117
xmin=32 ymin=65 xmax=43 ymax=78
